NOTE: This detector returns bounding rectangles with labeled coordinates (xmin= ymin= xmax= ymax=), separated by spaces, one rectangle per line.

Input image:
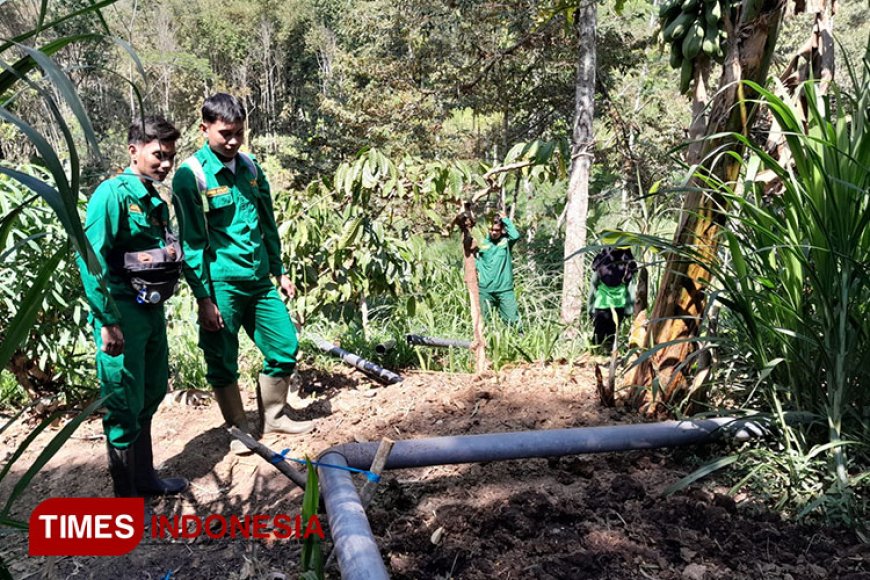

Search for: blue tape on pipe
xmin=270 ymin=449 xmax=381 ymax=482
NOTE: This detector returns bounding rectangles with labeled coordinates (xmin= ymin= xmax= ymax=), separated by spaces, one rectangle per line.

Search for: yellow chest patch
xmin=249 ymin=179 xmax=258 ymax=187
xmin=129 ymin=203 xmax=143 ymax=214
xmin=206 ymin=186 xmax=230 ymax=197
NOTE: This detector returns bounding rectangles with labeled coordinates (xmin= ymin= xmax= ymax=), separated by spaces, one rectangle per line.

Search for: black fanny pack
xmin=122 ymin=233 xmax=184 ymax=305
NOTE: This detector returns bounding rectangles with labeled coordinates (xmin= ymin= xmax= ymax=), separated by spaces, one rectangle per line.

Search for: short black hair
xmin=202 ymin=93 xmax=247 ymax=124
xmin=127 ymin=115 xmax=180 ymax=145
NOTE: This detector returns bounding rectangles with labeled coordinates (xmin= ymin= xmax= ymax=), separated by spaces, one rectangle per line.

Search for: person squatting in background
xmin=587 ymin=246 xmax=637 ymax=349
xmin=77 ymin=116 xmax=188 ymax=498
xmin=172 ymin=93 xmax=314 ymax=457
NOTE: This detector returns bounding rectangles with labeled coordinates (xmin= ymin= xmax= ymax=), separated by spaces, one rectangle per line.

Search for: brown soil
xmin=1 ymin=362 xmax=868 ymax=579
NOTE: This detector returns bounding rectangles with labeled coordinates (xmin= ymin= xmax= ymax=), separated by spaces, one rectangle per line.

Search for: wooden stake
xmin=359 ymin=437 xmax=395 ymax=508
xmin=454 ymin=206 xmax=489 ymax=374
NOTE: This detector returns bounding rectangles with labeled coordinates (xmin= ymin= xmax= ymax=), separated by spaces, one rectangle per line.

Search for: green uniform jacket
xmin=475 ymin=217 xmax=521 ymax=294
xmin=78 ymin=168 xmax=171 ymax=326
xmin=171 ymin=144 xmax=284 ymax=299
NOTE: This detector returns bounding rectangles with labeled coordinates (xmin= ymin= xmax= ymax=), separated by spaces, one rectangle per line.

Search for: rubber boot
xmin=107 ymin=442 xmax=153 ymax=529
xmin=258 ymin=373 xmax=314 ymax=435
xmin=213 ymin=384 xmax=254 ymax=455
xmin=107 ymin=443 xmax=137 ymax=498
xmin=133 ymin=418 xmax=188 ymax=496
xmin=285 ymin=371 xmax=312 ymax=410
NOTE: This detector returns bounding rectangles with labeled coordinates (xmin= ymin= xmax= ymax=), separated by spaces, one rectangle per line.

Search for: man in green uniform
xmin=475 ymin=213 xmax=522 ymax=326
xmin=78 ymin=116 xmax=188 ymax=498
xmin=172 ymin=93 xmax=313 ymax=455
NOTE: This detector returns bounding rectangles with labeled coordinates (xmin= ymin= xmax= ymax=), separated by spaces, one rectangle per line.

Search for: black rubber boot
xmin=133 ymin=419 xmax=188 ymax=496
xmin=107 ymin=444 xmax=137 ymax=498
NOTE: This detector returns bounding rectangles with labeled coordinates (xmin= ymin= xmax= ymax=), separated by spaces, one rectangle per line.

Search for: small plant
xmin=300 ymin=458 xmax=324 ymax=580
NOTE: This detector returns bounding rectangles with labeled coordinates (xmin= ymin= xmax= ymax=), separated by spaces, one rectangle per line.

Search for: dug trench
xmin=1 ymin=362 xmax=867 ymax=579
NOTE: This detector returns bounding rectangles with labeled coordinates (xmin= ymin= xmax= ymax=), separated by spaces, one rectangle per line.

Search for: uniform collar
xmin=199 ymin=143 xmax=240 ymax=177
xmin=198 ymin=143 xmax=255 ymax=179
xmin=119 ymin=167 xmax=160 ymax=201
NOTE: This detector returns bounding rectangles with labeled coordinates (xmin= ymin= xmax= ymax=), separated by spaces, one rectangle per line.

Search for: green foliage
xmin=164 ymin=286 xmax=208 ymax=390
xmin=0 ymin=168 xmax=95 ymax=403
xmin=0 ymin=6 xmax=133 ymax=577
xmin=302 ymin=230 xmax=592 ymax=375
xmin=277 ymin=141 xmax=568 ymax=334
xmin=300 ymin=458 xmax=324 ymax=580
xmin=606 ymin=41 xmax=870 ymax=530
xmin=712 ymin=64 xmax=870 ymax=524
xmin=275 ymin=171 xmax=424 ymax=324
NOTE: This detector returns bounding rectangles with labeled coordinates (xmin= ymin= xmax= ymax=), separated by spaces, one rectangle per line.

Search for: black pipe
xmin=405 ymin=334 xmax=471 ymax=349
xmin=319 ymin=452 xmax=390 ymax=580
xmin=374 ymin=339 xmax=396 ymax=355
xmin=325 ymin=417 xmax=758 ymax=470
xmin=311 ymin=335 xmax=403 ymax=385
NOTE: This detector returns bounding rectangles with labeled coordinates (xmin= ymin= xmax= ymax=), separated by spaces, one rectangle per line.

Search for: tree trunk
xmin=560 ymin=0 xmax=596 ymax=327
xmin=629 ymin=0 xmax=787 ymax=414
xmin=360 ymin=293 xmax=369 ymax=341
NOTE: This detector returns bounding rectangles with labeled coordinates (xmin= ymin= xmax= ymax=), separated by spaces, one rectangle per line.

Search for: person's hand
xmin=197 ymin=298 xmax=225 ymax=332
xmin=101 ymin=324 xmax=125 ymax=356
xmin=277 ymin=274 xmax=296 ymax=300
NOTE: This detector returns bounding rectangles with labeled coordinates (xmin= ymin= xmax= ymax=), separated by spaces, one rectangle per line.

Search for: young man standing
xmin=78 ymin=116 xmax=188 ymax=498
xmin=475 ymin=213 xmax=522 ymax=326
xmin=172 ymin=93 xmax=313 ymax=455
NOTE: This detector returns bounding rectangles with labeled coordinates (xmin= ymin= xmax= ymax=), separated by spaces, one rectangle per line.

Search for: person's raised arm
xmin=501 ymin=215 xmax=521 ymax=245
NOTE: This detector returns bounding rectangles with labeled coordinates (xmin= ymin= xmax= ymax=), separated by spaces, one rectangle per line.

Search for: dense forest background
xmin=1 ymin=0 xmax=868 ymax=539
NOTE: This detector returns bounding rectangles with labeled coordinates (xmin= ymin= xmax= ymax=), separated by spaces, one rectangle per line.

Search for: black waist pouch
xmin=122 ymin=239 xmax=184 ymax=305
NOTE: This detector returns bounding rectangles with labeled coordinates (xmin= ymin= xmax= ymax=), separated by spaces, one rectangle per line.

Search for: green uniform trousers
xmin=200 ymin=278 xmax=298 ymax=387
xmin=479 ymin=288 xmax=520 ymax=326
xmin=93 ymin=299 xmax=168 ymax=449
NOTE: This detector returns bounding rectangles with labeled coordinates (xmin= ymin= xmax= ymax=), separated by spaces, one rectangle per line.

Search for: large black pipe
xmin=324 ymin=417 xmax=757 ymax=470
xmin=318 ymin=452 xmax=390 ymax=580
xmin=405 ymin=334 xmax=471 ymax=349
xmin=310 ymin=335 xmax=403 ymax=384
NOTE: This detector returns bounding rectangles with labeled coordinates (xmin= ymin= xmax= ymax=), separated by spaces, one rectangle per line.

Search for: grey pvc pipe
xmin=405 ymin=334 xmax=471 ymax=349
xmin=318 ymin=452 xmax=390 ymax=580
xmin=311 ymin=335 xmax=403 ymax=384
xmin=374 ymin=339 xmax=396 ymax=355
xmin=326 ymin=417 xmax=755 ymax=470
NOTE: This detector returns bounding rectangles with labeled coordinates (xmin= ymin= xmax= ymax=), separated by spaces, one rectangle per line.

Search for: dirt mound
xmin=1 ymin=362 xmax=867 ymax=579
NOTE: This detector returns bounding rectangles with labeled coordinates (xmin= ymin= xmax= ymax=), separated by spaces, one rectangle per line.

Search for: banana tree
xmin=628 ymin=0 xmax=788 ymax=413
